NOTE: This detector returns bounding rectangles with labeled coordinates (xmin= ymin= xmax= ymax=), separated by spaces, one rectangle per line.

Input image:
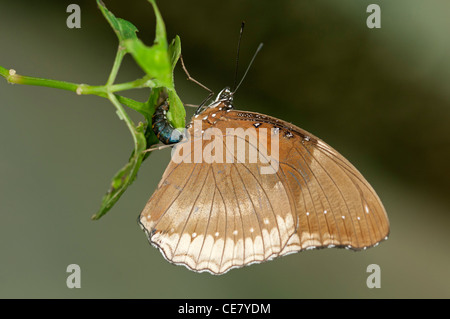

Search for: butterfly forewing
xmin=139 ymin=103 xmax=389 ymax=274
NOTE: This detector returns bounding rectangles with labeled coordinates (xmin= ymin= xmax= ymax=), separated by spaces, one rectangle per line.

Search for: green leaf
xmin=97 ymin=0 xmax=139 ymax=43
xmin=145 ymin=87 xmax=165 ymax=117
xmin=168 ymin=36 xmax=181 ymax=72
xmin=122 ymin=38 xmax=172 ymax=88
xmin=91 ymin=0 xmax=186 ymax=219
xmin=143 ymin=87 xmax=164 ymax=155
xmin=167 ymin=89 xmax=186 ymax=129
xmin=147 ymin=0 xmax=168 ymax=47
xmin=91 ymin=123 xmax=147 ymax=220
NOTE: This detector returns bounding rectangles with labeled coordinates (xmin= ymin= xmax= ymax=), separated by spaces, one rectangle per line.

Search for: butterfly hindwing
xmin=139 ymin=104 xmax=389 ymax=274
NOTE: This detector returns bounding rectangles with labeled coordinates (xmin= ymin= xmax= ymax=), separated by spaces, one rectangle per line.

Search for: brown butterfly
xmin=138 ymin=86 xmax=390 ymax=275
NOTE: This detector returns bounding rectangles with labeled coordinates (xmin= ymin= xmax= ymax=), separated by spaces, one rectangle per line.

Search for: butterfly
xmin=138 ymin=86 xmax=390 ymax=275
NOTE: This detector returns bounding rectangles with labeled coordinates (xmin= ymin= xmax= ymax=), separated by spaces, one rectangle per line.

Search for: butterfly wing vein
xmin=139 ymin=111 xmax=389 ymax=274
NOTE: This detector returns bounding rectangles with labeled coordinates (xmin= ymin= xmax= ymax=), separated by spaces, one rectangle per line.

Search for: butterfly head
xmin=213 ymin=87 xmax=234 ymax=108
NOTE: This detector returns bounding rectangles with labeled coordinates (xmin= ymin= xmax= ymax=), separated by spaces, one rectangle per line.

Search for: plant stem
xmin=115 ymin=95 xmax=150 ymax=117
xmin=110 ymin=76 xmax=155 ymax=92
xmin=107 ymin=92 xmax=138 ymax=146
xmin=107 ymin=46 xmax=126 ymax=86
xmin=1 ymin=64 xmax=153 ymax=117
xmin=0 ymin=65 xmax=11 ymax=78
xmin=3 ymin=69 xmax=80 ymax=91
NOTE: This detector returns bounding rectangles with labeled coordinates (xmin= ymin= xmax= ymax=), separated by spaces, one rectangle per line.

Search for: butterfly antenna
xmin=233 ymin=42 xmax=263 ymax=95
xmin=232 ymin=21 xmax=246 ymax=92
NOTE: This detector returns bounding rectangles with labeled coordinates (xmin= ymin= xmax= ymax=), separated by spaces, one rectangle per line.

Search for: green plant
xmin=0 ymin=0 xmax=185 ymax=220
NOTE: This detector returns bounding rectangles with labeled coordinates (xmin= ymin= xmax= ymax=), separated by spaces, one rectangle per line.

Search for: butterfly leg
xmin=180 ymin=54 xmax=214 ymax=95
xmin=180 ymin=55 xmax=214 ymax=114
xmin=183 ymin=103 xmax=200 ymax=108
xmin=142 ymin=143 xmax=174 ymax=154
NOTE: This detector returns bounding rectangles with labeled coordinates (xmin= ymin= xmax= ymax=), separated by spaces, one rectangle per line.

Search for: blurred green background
xmin=1 ymin=0 xmax=449 ymax=298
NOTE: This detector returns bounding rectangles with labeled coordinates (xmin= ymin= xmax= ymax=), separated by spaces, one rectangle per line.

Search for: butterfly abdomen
xmin=152 ymin=100 xmax=183 ymax=145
